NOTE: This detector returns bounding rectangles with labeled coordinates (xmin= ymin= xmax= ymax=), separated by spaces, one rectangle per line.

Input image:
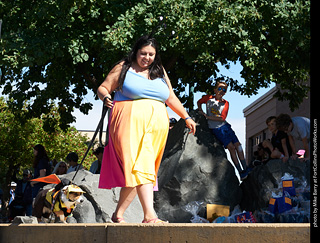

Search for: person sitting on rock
xmin=261 ymin=116 xmax=292 ymax=163
xmin=276 ymin=114 xmax=310 ymax=161
xmin=197 ymin=81 xmax=249 ymax=180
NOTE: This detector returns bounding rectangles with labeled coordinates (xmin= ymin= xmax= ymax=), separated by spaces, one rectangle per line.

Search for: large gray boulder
xmin=154 ymin=110 xmax=242 ymax=223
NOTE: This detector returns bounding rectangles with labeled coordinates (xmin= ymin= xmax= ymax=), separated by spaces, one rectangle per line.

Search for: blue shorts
xmin=211 ymin=123 xmax=239 ymax=148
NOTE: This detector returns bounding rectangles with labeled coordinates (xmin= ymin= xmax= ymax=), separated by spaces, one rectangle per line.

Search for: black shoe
xmin=240 ymin=170 xmax=248 ymax=180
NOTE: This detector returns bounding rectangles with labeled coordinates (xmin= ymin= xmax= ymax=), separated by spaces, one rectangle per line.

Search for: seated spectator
xmin=90 ymin=147 xmax=104 ymax=174
xmin=262 ymin=116 xmax=292 ymax=162
xmin=252 ymin=143 xmax=270 ymax=166
xmin=276 ymin=114 xmax=310 ymax=161
xmin=52 ymin=161 xmax=68 ymax=175
xmin=9 ymin=169 xmax=33 ymax=219
xmin=66 ymin=152 xmax=83 ymax=173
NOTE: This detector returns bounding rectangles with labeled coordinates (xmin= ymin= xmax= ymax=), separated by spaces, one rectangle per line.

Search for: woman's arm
xmin=281 ymin=138 xmax=289 ymax=162
xmin=288 ymin=135 xmax=297 ymax=159
xmin=97 ymin=62 xmax=123 ymax=108
xmin=163 ymin=68 xmax=196 ymax=135
xmin=30 ymin=169 xmax=47 ymax=187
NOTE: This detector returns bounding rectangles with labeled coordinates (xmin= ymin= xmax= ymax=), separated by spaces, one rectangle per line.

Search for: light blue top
xmin=289 ymin=117 xmax=310 ymax=142
xmin=114 ymin=69 xmax=170 ymax=103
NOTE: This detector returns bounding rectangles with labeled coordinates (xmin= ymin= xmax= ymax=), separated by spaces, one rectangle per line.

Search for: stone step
xmin=0 ymin=223 xmax=310 ymax=243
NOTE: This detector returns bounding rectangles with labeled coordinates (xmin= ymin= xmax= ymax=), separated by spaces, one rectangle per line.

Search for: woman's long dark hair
xmin=33 ymin=144 xmax=49 ymax=168
xmin=117 ymin=35 xmax=165 ymax=91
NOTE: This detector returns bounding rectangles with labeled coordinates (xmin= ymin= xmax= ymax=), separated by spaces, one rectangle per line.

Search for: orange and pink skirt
xmin=99 ymin=99 xmax=169 ymax=189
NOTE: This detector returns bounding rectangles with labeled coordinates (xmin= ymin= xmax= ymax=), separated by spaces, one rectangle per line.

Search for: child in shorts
xmin=197 ymin=81 xmax=249 ymax=180
xmin=262 ymin=116 xmax=292 ymax=162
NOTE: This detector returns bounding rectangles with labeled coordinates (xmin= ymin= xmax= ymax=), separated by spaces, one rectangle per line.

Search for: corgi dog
xmin=31 ymin=175 xmax=85 ymax=223
xmin=42 ymin=185 xmax=85 ymax=223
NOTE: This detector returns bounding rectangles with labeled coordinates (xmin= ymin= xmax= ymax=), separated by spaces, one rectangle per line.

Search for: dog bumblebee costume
xmin=31 ymin=174 xmax=85 ymax=222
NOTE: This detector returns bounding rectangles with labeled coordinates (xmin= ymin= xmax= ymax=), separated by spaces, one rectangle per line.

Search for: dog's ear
xmin=55 ymin=179 xmax=71 ymax=191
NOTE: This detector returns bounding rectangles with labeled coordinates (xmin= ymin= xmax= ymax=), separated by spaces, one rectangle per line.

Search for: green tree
xmin=0 ymin=0 xmax=310 ymax=130
xmin=0 ymin=97 xmax=95 ymax=217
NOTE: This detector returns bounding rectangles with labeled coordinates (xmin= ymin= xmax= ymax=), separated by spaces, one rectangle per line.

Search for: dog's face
xmin=61 ymin=185 xmax=85 ymax=208
xmin=68 ymin=191 xmax=82 ymax=201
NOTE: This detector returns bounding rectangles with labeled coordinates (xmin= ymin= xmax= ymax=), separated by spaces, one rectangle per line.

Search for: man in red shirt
xmin=197 ymin=81 xmax=249 ymax=180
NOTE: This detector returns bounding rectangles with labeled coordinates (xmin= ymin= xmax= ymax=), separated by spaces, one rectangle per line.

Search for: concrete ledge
xmin=0 ymin=223 xmax=310 ymax=243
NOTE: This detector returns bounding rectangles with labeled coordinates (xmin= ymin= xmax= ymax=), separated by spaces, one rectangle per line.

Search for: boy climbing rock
xmin=197 ymin=81 xmax=249 ymax=180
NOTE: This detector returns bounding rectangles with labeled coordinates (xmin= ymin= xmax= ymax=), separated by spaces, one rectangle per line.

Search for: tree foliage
xmin=0 ymin=0 xmax=310 ymax=129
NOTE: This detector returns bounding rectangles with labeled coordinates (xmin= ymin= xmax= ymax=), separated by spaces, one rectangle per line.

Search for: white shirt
xmin=67 ymin=164 xmax=84 ymax=174
xmin=288 ymin=117 xmax=310 ymax=142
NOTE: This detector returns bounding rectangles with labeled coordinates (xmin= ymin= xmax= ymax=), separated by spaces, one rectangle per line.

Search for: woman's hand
xmin=185 ymin=118 xmax=196 ymax=135
xmin=103 ymin=95 xmax=113 ymax=109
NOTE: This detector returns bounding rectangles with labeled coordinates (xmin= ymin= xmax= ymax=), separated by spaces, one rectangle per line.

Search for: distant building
xmin=78 ymin=130 xmax=108 ymax=148
xmin=243 ymin=85 xmax=310 ymax=162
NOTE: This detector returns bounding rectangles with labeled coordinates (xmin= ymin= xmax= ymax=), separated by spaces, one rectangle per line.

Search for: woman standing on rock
xmin=97 ymin=35 xmax=196 ymax=223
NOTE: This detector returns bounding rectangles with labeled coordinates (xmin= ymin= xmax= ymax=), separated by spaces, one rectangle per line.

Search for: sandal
xmin=111 ymin=213 xmax=126 ymax=223
xmin=142 ymin=218 xmax=168 ymax=224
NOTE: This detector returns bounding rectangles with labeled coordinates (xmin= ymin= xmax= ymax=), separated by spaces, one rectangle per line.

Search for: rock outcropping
xmin=154 ymin=111 xmax=242 ymax=223
xmin=240 ymin=158 xmax=310 ymax=212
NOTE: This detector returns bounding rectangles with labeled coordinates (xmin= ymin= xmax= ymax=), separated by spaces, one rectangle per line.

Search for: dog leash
xmin=48 ymin=190 xmax=61 ymax=222
xmin=71 ymin=102 xmax=109 ymax=183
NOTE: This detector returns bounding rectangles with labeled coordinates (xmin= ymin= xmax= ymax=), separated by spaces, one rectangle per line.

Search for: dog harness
xmin=45 ymin=188 xmax=74 ymax=216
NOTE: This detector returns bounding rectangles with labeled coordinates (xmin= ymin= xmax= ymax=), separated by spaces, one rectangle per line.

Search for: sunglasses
xmin=217 ymin=87 xmax=227 ymax=93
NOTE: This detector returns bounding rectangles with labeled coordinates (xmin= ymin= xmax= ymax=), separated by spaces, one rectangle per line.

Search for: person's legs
xmin=114 ymin=183 xmax=166 ymax=223
xmin=234 ymin=142 xmax=247 ymax=170
xmin=227 ymin=142 xmax=242 ymax=172
xmin=234 ymin=142 xmax=245 ymax=160
xmin=227 ymin=142 xmax=249 ymax=180
xmin=136 ymin=183 xmax=158 ymax=221
xmin=114 ymin=187 xmax=137 ymax=221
